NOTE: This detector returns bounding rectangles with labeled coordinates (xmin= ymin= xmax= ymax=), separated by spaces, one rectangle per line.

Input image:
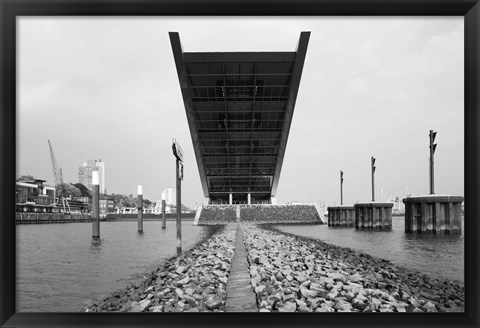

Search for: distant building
xmin=78 ymin=159 xmax=105 ymax=194
xmin=15 ymin=179 xmax=56 ymax=212
xmin=383 ymin=192 xmax=405 ymax=214
xmin=71 ymin=195 xmax=114 ymax=216
xmin=163 ymin=188 xmax=175 ymax=206
xmin=72 ymin=196 xmax=89 ymax=204
xmin=99 ymin=198 xmax=115 ymax=216
xmin=154 ymin=200 xmax=163 ymax=214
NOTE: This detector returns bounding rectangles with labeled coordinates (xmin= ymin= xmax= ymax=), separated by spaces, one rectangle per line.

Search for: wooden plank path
xmin=225 ymin=224 xmax=258 ymax=312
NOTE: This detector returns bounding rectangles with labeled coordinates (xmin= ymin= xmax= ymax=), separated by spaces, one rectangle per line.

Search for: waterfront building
xmin=78 ymin=159 xmax=106 ymax=194
xmin=72 ymin=196 xmax=89 ymax=204
xmin=99 ymin=198 xmax=115 ymax=216
xmin=170 ymin=32 xmax=309 ymax=205
xmin=15 ymin=179 xmax=56 ymax=212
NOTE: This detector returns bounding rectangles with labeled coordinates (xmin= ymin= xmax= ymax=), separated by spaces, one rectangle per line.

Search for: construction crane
xmin=48 ymin=140 xmax=70 ymax=213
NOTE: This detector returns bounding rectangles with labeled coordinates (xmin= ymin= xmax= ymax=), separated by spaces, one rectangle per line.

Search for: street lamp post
xmin=172 ymin=138 xmax=184 ymax=257
xmin=371 ymin=157 xmax=376 ymax=202
xmin=340 ymin=170 xmax=344 ymax=205
xmin=429 ymin=130 xmax=437 ymax=195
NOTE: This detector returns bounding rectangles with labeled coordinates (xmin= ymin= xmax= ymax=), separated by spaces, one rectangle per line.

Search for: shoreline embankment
xmin=84 ymin=224 xmax=233 ymax=312
xmin=84 ymin=222 xmax=464 ymax=313
xmin=16 ymin=212 xmax=94 ymax=224
xmin=15 ymin=212 xmax=196 ymax=224
xmin=245 ymin=224 xmax=464 ymax=312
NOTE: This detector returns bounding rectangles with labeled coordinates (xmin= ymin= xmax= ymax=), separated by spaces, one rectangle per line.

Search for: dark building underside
xmin=170 ymin=32 xmax=310 ymax=204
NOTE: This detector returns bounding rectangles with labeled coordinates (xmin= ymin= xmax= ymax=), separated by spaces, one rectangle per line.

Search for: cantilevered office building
xmin=170 ymin=32 xmax=310 ymax=205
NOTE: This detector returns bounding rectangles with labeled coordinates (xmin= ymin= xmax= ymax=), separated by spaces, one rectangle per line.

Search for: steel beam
xmin=270 ymin=31 xmax=310 ymax=197
xmin=169 ymin=32 xmax=209 ymax=198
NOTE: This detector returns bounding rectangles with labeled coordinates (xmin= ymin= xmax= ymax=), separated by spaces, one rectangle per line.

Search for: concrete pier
xmin=354 ymin=202 xmax=393 ymax=230
xmin=403 ymin=195 xmax=463 ymax=234
xmin=327 ymin=206 xmax=355 ymax=227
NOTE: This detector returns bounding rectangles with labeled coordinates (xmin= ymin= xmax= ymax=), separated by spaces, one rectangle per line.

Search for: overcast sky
xmin=17 ymin=17 xmax=464 ymax=207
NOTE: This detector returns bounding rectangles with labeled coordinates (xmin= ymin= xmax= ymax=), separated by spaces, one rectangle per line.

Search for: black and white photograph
xmin=14 ymin=16 xmax=465 ymax=314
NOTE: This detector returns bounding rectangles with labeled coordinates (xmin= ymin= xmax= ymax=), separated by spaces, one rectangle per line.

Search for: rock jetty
xmin=85 ymin=225 xmax=236 ymax=312
xmin=85 ymin=222 xmax=464 ymax=313
xmin=242 ymin=224 xmax=464 ymax=313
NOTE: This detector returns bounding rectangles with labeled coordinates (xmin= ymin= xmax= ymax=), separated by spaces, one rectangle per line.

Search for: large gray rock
xmin=175 ymin=288 xmax=185 ymax=299
xmin=129 ymin=299 xmax=151 ymax=312
xmin=316 ymin=304 xmax=335 ymax=312
xmin=422 ymin=301 xmax=438 ymax=312
xmin=326 ymin=290 xmax=338 ymax=300
xmin=300 ymin=287 xmax=318 ymax=298
xmin=219 ymin=277 xmax=228 ymax=285
xmin=205 ymin=295 xmax=222 ymax=310
xmin=176 ymin=266 xmax=187 ymax=274
xmin=278 ymin=302 xmax=297 ymax=312
xmin=176 ymin=276 xmax=190 ymax=286
xmin=420 ymin=291 xmax=441 ymax=302
xmin=184 ymin=295 xmax=197 ymax=306
xmin=149 ymin=305 xmax=163 ymax=312
xmin=296 ymin=299 xmax=312 ymax=313
xmin=255 ymin=285 xmax=267 ymax=296
xmin=352 ymin=297 xmax=367 ymax=310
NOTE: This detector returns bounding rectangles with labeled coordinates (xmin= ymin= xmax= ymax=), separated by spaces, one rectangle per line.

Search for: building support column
xmin=229 ymin=193 xmax=233 ymax=205
xmin=247 ymin=193 xmax=251 ymax=205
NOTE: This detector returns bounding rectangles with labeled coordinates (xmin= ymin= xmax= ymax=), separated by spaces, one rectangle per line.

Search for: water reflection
xmin=17 ymin=221 xmax=211 ymax=312
xmin=90 ymin=238 xmax=103 ymax=248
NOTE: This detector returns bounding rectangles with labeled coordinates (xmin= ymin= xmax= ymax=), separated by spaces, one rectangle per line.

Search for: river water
xmin=275 ymin=216 xmax=464 ymax=283
xmin=16 ymin=217 xmax=464 ymax=312
xmin=16 ymin=221 xmax=212 ymax=312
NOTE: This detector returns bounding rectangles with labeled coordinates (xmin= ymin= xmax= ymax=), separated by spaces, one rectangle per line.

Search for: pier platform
xmin=354 ymin=202 xmax=393 ymax=230
xmin=403 ymin=195 xmax=463 ymax=234
xmin=327 ymin=205 xmax=355 ymax=227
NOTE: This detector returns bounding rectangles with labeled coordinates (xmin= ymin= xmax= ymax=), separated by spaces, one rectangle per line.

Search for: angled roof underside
xmin=170 ymin=32 xmax=310 ymax=201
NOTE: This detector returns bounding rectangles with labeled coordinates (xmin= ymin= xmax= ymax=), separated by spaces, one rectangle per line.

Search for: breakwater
xmin=275 ymin=219 xmax=464 ymax=283
xmin=85 ymin=225 xmax=236 ymax=312
xmin=84 ymin=223 xmax=463 ymax=313
xmin=198 ymin=205 xmax=323 ymax=225
xmin=250 ymin=224 xmax=463 ymax=312
xmin=16 ymin=212 xmax=92 ymax=224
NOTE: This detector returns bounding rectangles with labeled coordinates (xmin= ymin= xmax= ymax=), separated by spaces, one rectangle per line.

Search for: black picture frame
xmin=1 ymin=1 xmax=478 ymax=327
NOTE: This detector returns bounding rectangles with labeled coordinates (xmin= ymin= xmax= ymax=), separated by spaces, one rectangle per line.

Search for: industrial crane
xmin=48 ymin=140 xmax=70 ymax=213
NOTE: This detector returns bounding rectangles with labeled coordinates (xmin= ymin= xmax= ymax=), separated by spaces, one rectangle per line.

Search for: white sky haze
xmin=18 ymin=17 xmax=464 ymax=207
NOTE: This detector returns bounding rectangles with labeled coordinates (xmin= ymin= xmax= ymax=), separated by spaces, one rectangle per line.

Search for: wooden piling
xmin=137 ymin=186 xmax=143 ymax=233
xmin=162 ymin=199 xmax=166 ymax=229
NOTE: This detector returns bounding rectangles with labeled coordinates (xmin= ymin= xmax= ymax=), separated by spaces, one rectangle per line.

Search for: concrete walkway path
xmin=225 ymin=224 xmax=257 ymax=312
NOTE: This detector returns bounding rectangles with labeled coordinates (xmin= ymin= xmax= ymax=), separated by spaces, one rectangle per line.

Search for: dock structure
xmin=170 ymin=31 xmax=310 ymax=208
xmin=402 ymin=131 xmax=464 ymax=235
xmin=327 ymin=205 xmax=355 ymax=227
xmin=403 ymin=195 xmax=463 ymax=234
xmin=354 ymin=202 xmax=393 ymax=230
